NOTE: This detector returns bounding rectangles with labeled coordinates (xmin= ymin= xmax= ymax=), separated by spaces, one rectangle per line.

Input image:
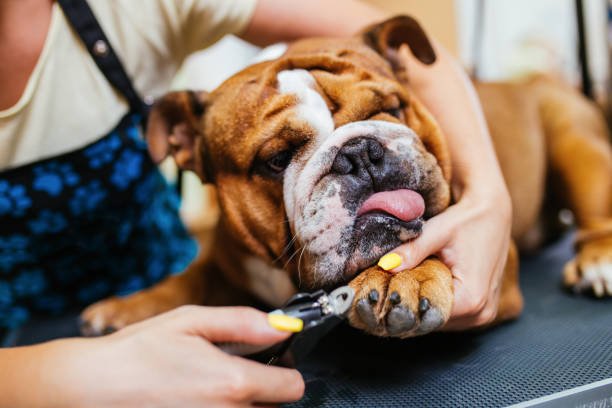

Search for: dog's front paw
xmin=348 ymin=259 xmax=453 ymax=338
xmin=79 ymin=290 xmax=183 ymax=336
xmin=564 ymin=235 xmax=612 ymax=297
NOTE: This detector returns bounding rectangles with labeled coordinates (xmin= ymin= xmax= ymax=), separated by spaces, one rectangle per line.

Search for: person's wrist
xmin=0 ymin=338 xmax=105 ymax=408
xmin=456 ymin=173 xmax=512 ymax=222
xmin=38 ymin=337 xmax=114 ymax=408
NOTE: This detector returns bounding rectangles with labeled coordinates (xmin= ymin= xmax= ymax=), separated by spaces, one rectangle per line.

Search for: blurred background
xmin=170 ymin=0 xmax=612 ymax=231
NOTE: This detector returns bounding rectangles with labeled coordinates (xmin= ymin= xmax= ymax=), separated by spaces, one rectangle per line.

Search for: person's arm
xmin=0 ymin=307 xmax=304 ymax=407
xmin=240 ymin=0 xmax=386 ymax=45
xmin=383 ymin=44 xmax=512 ymax=329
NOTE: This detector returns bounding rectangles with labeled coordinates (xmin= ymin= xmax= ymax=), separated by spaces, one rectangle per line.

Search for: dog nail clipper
xmin=219 ymin=285 xmax=354 ymax=365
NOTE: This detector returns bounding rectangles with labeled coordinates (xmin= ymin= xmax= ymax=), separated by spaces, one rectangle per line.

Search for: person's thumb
xmin=377 ymin=212 xmax=451 ymax=272
xmin=171 ymin=305 xmax=292 ymax=345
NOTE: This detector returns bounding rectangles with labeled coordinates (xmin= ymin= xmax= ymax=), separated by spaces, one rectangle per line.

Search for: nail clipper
xmin=219 ymin=285 xmax=354 ymax=366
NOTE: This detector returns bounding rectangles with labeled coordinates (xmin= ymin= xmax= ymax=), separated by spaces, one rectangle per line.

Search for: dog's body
xmin=80 ymin=17 xmax=612 ymax=338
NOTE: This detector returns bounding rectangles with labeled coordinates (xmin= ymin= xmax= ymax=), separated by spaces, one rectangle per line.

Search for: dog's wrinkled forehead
xmin=276 ymin=69 xmax=333 ymax=141
xmin=203 ymin=38 xmax=411 ymax=166
xmin=146 ymin=16 xmax=444 ymax=183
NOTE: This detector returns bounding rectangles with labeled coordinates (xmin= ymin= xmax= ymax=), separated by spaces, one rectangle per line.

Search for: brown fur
xmin=81 ymin=17 xmax=612 ymax=338
xmin=348 ymin=259 xmax=453 ymax=338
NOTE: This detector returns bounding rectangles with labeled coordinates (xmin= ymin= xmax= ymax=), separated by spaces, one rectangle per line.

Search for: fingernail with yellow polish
xmin=268 ymin=314 xmax=304 ymax=333
xmin=378 ymin=253 xmax=402 ymax=271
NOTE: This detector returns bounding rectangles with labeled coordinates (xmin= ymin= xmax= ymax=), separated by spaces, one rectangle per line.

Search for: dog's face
xmin=148 ymin=16 xmax=451 ymax=290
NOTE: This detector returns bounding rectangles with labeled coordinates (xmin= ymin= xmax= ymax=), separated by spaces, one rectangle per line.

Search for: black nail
xmin=368 ymin=289 xmax=379 ymax=304
xmin=419 ymin=298 xmax=430 ymax=313
xmin=389 ymin=291 xmax=401 ymax=305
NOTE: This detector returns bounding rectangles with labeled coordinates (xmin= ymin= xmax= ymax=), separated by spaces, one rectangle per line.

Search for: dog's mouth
xmin=285 ymin=120 xmax=449 ymax=288
xmin=355 ymin=189 xmax=426 ymax=234
xmin=356 ymin=189 xmax=425 ymax=222
xmin=340 ymin=189 xmax=425 ymax=279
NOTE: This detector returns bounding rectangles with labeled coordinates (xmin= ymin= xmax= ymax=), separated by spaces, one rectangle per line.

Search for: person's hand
xmin=37 ymin=306 xmax=305 ymax=408
xmin=382 ymin=186 xmax=512 ymax=330
xmin=383 ymin=41 xmax=513 ymax=331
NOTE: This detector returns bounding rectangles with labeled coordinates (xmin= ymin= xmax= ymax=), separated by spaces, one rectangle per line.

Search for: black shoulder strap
xmin=57 ymin=0 xmax=149 ymax=116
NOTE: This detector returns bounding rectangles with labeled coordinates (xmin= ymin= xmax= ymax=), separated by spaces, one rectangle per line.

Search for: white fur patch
xmin=243 ymin=257 xmax=297 ymax=307
xmin=583 ymin=262 xmax=612 ymax=297
xmin=276 ymin=69 xmax=334 ymax=140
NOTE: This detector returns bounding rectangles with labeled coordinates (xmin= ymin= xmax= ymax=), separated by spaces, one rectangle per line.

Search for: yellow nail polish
xmin=268 ymin=314 xmax=304 ymax=333
xmin=378 ymin=253 xmax=402 ymax=271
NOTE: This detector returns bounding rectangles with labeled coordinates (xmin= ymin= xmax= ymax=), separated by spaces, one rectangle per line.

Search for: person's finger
xmin=442 ymin=305 xmax=497 ymax=331
xmin=169 ymin=306 xmax=292 ymax=345
xmin=231 ymin=358 xmax=305 ymax=404
xmin=442 ymin=275 xmax=500 ymax=330
xmin=440 ymin=279 xmax=481 ymax=331
xmin=441 ymin=315 xmax=481 ymax=331
xmin=451 ymin=276 xmax=483 ymax=319
xmin=378 ymin=208 xmax=457 ymax=272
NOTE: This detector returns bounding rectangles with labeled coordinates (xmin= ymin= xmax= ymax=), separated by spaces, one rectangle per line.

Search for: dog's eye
xmin=266 ymin=150 xmax=293 ymax=173
xmin=384 ymin=107 xmax=403 ymax=119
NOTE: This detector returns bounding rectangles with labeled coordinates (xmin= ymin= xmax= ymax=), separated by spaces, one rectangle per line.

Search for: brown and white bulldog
xmin=81 ymin=16 xmax=612 ymax=338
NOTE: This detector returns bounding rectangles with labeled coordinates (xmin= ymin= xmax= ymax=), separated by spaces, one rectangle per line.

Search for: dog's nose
xmin=331 ymin=137 xmax=385 ymax=177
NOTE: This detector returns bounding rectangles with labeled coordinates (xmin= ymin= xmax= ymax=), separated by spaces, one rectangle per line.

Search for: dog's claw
xmin=368 ymin=289 xmax=379 ymax=304
xmin=418 ymin=297 xmax=430 ymax=314
xmin=389 ymin=291 xmax=401 ymax=305
xmin=349 ymin=261 xmax=452 ymax=338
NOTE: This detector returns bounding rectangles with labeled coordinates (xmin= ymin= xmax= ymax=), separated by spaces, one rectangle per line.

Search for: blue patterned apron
xmin=0 ymin=0 xmax=197 ymax=332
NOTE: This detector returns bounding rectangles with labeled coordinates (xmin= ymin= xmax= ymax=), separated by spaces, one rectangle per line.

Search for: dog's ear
xmin=146 ymin=90 xmax=210 ymax=182
xmin=362 ymin=15 xmax=436 ymax=70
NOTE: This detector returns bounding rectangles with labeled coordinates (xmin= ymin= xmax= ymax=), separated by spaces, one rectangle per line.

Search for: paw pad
xmin=386 ymin=305 xmax=416 ymax=335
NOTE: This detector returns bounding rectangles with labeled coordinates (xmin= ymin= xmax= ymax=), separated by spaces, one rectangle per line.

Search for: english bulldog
xmin=81 ymin=16 xmax=612 ymax=338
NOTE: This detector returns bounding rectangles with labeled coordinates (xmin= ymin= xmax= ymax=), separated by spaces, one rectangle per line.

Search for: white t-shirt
xmin=0 ymin=0 xmax=257 ymax=170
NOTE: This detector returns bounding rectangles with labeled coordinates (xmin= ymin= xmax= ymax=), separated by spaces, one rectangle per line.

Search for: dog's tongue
xmin=357 ymin=189 xmax=425 ymax=221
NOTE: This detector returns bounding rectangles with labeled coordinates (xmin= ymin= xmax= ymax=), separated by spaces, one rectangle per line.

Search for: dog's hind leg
xmin=533 ymin=77 xmax=612 ymax=296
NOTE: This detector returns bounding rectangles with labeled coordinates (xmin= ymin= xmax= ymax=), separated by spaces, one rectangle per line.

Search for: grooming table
xmin=4 ymin=235 xmax=611 ymax=407
xmin=289 ymin=235 xmax=612 ymax=407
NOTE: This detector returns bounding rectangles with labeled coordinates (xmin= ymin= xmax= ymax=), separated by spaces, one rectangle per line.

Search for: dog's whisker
xmin=297 ymin=242 xmax=309 ymax=288
xmin=274 ymin=233 xmax=298 ymax=264
xmin=282 ymin=241 xmax=303 ymax=270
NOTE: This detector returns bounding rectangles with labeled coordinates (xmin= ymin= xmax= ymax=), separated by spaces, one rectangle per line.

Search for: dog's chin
xmin=300 ymin=213 xmax=423 ymax=290
xmin=342 ymin=212 xmax=423 ymax=280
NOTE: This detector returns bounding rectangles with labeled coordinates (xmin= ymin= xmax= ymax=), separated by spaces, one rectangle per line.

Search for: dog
xmin=80 ymin=16 xmax=612 ymax=338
